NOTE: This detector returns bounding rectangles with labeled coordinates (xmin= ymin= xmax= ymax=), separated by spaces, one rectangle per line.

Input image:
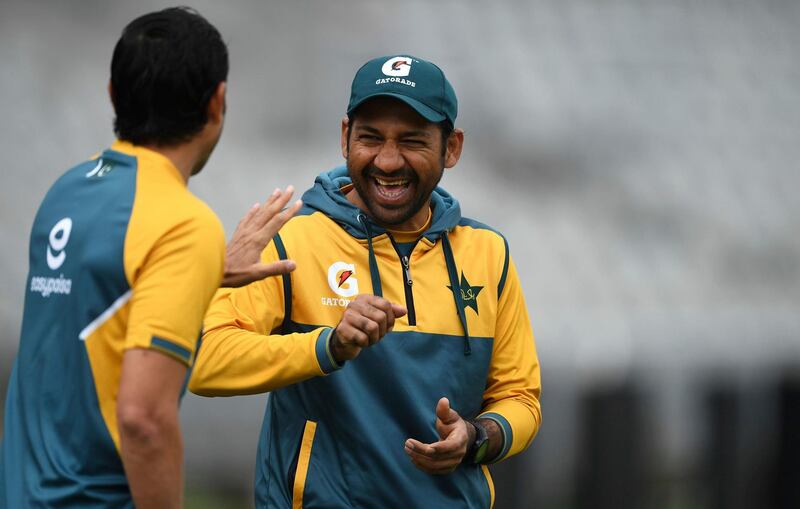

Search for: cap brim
xmin=347 ymin=93 xmax=447 ymax=123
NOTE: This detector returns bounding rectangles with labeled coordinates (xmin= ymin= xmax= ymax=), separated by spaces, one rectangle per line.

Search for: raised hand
xmin=330 ymin=294 xmax=406 ymax=362
xmin=222 ymin=186 xmax=303 ymax=288
xmin=404 ymin=397 xmax=471 ymax=475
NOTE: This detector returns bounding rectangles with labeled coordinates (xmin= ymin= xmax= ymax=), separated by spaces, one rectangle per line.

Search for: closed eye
xmin=358 ymin=134 xmax=381 ymax=142
xmin=401 ymin=139 xmax=429 ymax=148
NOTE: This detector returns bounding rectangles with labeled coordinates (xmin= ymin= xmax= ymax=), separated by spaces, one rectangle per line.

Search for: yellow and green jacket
xmin=190 ymin=166 xmax=541 ymax=509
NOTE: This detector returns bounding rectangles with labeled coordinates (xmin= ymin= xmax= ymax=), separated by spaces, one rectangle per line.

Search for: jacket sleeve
xmin=124 ymin=209 xmax=225 ymax=367
xmin=478 ymin=253 xmax=542 ymax=463
xmin=188 ymin=238 xmax=342 ymax=397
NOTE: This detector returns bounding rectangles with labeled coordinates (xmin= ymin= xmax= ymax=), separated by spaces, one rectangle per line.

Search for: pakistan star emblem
xmin=447 ymin=272 xmax=484 ymax=314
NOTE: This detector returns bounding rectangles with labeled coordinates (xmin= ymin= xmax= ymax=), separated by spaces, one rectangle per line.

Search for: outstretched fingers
xmin=257 ymin=199 xmax=303 ymax=244
xmin=253 ymin=187 xmax=290 ymax=225
xmin=222 ymin=186 xmax=301 ymax=288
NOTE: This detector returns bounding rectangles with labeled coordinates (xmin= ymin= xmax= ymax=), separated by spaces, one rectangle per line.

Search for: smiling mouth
xmin=372 ymin=176 xmax=412 ymax=202
xmin=375 ymin=177 xmax=409 ymax=186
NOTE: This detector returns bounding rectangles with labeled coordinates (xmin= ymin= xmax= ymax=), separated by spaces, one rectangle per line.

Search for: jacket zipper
xmin=388 ymin=236 xmax=417 ymax=326
xmin=400 ymin=255 xmax=417 ymax=326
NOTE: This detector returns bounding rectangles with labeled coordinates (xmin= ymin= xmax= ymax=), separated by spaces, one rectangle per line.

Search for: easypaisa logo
xmin=31 ymin=217 xmax=74 ymax=297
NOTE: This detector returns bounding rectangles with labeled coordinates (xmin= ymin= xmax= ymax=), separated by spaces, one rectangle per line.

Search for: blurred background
xmin=1 ymin=0 xmax=799 ymax=507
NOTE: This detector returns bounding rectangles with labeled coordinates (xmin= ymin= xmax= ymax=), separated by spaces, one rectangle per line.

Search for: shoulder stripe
xmin=456 ymin=218 xmax=511 ymax=299
xmin=498 ymin=236 xmax=510 ymax=299
xmin=273 ymin=234 xmax=292 ymax=330
xmin=457 ymin=217 xmax=501 ymax=235
xmin=78 ymin=289 xmax=133 ymax=341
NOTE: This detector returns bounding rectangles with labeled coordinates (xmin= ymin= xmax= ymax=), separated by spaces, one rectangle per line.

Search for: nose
xmin=373 ymin=141 xmax=404 ymax=173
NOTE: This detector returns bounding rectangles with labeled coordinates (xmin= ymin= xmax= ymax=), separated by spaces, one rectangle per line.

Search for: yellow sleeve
xmin=479 ymin=255 xmax=542 ymax=463
xmin=125 ymin=212 xmax=225 ymax=366
xmin=189 ymin=237 xmax=341 ymax=396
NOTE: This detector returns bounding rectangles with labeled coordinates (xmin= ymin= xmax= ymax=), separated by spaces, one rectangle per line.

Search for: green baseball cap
xmin=347 ymin=55 xmax=458 ymax=126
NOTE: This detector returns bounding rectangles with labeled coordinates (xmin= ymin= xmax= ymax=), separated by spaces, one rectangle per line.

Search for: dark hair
xmin=110 ymin=7 xmax=228 ymax=146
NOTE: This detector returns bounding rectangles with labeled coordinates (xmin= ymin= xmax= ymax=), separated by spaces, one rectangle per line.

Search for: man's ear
xmin=444 ymin=128 xmax=464 ymax=168
xmin=341 ymin=116 xmax=350 ymax=159
xmin=207 ymin=81 xmax=227 ymax=124
xmin=108 ymin=81 xmax=115 ymax=108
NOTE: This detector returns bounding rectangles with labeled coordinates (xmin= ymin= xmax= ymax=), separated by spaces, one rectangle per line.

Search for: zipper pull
xmin=401 ymin=256 xmax=413 ymax=286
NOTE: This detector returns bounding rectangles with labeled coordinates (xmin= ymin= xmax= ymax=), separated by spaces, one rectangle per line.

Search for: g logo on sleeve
xmin=46 ymin=217 xmax=72 ymax=270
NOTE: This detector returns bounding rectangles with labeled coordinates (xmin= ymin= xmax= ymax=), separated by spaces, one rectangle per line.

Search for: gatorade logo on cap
xmin=381 ymin=56 xmax=412 ymax=77
xmin=348 ymin=54 xmax=458 ymax=125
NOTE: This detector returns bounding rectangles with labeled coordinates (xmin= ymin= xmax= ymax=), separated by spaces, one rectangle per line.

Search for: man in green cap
xmin=190 ymin=55 xmax=542 ymax=508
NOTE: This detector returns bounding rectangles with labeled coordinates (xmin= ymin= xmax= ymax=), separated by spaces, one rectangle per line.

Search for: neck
xmin=139 ymin=142 xmax=201 ymax=183
xmin=387 ymin=207 xmax=432 ymax=235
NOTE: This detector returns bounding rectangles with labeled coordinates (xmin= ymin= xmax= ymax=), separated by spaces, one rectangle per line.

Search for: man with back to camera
xmin=189 ymin=54 xmax=542 ymax=508
xmin=0 ymin=7 xmax=301 ymax=508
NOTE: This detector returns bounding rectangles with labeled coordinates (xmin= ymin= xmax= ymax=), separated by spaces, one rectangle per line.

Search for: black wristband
xmin=465 ymin=419 xmax=490 ymax=464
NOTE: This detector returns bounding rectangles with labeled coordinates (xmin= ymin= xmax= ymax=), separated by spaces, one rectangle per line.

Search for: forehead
xmin=350 ymin=97 xmax=435 ymax=132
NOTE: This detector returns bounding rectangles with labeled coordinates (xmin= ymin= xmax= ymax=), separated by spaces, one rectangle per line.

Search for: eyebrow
xmin=354 ymin=125 xmax=433 ymax=138
xmin=400 ymin=130 xmax=432 ymax=138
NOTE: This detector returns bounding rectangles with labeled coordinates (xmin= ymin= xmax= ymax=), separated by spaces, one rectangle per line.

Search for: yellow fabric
xmin=190 ymin=235 xmax=330 ymax=396
xmin=481 ymin=465 xmax=495 ymax=508
xmin=83 ymin=302 xmax=131 ymax=451
xmin=292 ymin=421 xmax=318 ymax=509
xmin=193 ymin=211 xmax=494 ymax=353
xmin=268 ymin=214 xmax=496 ymax=338
xmin=479 ymin=257 xmax=542 ymax=458
xmin=386 ymin=207 xmax=432 ymax=242
xmin=83 ymin=140 xmax=225 ymax=449
xmin=191 ymin=210 xmax=541 ymax=462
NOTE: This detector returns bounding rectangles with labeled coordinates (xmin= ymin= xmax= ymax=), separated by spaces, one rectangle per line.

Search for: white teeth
xmin=375 ymin=177 xmax=408 ymax=186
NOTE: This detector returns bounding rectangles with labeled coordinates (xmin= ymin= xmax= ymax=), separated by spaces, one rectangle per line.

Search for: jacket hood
xmin=300 ymin=166 xmax=462 ymax=241
xmin=301 ymin=166 xmax=475 ymax=356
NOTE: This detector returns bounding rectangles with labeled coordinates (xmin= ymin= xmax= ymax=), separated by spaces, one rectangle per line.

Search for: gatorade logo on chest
xmin=322 ymin=261 xmax=359 ymax=307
